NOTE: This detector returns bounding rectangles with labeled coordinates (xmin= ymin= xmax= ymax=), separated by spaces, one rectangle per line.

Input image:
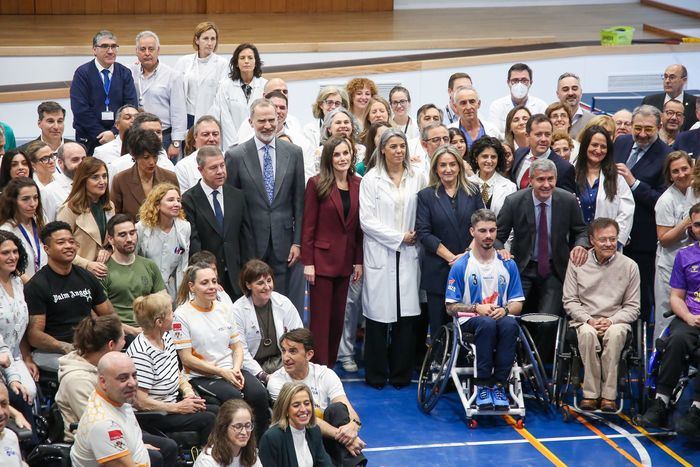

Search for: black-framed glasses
xmin=37 ymin=154 xmax=57 ymax=165
xmin=391 ymin=99 xmax=409 ymax=108
xmin=426 ymin=136 xmax=450 ymax=144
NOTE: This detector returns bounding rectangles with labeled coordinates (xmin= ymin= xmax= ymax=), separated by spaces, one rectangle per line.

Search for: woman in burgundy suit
xmin=301 ymin=136 xmax=363 ymax=367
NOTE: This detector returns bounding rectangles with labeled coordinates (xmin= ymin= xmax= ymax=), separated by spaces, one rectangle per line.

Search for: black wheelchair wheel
xmin=519 ymin=325 xmax=551 ymax=406
xmin=417 ymin=324 xmax=455 ymax=414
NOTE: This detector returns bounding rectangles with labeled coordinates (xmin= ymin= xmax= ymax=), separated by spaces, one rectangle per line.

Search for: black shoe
xmin=640 ymin=397 xmax=669 ymax=428
xmin=676 ymin=406 xmax=700 ymax=437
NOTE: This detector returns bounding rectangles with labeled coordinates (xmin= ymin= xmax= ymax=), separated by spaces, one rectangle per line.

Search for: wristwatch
xmin=172 ymin=141 xmax=181 ymax=148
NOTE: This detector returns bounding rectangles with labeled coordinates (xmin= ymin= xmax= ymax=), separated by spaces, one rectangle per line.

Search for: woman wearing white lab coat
xmin=208 ymin=43 xmax=267 ymax=149
xmin=574 ymin=125 xmax=635 ymax=247
xmin=174 ymin=21 xmax=229 ymax=128
xmin=231 ymin=260 xmax=303 ymax=384
xmin=359 ymin=128 xmax=426 ymax=389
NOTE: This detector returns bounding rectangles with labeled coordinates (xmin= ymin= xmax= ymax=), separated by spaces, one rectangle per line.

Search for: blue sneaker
xmin=492 ymin=385 xmax=510 ymax=411
xmin=476 ymin=386 xmax=494 ymax=410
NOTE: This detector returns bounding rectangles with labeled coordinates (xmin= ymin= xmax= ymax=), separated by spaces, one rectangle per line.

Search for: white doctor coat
xmin=208 ymin=76 xmax=267 ymax=150
xmin=174 ymin=52 xmax=229 ymax=119
xmin=591 ymin=172 xmax=635 ymax=246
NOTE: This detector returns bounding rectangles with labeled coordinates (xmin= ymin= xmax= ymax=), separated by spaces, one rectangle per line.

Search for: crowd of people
xmin=0 ymin=21 xmax=699 ymax=466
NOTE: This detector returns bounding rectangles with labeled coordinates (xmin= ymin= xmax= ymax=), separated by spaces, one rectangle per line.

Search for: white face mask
xmin=510 ymin=82 xmax=529 ymax=100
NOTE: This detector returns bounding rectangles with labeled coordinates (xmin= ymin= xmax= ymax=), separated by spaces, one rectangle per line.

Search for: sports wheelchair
xmin=552 ymin=315 xmax=647 ymax=419
xmin=417 ymin=314 xmax=550 ymax=428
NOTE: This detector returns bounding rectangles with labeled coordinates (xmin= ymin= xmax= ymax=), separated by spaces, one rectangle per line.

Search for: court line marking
xmin=503 ymin=414 xmax=567 ymax=466
xmin=618 ymin=413 xmax=693 ymax=467
xmin=362 ymin=432 xmax=666 ymax=452
xmin=581 ymin=411 xmax=651 ymax=466
xmin=566 ymin=407 xmax=643 ymax=467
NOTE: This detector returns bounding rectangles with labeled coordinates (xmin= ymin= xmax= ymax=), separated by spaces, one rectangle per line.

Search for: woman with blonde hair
xmin=360 ymin=96 xmax=392 ymax=141
xmin=127 ymin=293 xmax=216 ymax=446
xmin=136 ymin=182 xmax=190 ymax=301
xmin=56 ymin=157 xmax=114 ymax=278
xmin=577 ymin=114 xmax=616 ymax=142
xmin=195 ymin=399 xmax=261 ymax=467
xmin=304 ymin=86 xmax=350 ymax=153
xmin=259 ymin=383 xmax=332 ymax=466
xmin=175 ymin=21 xmax=228 ymax=129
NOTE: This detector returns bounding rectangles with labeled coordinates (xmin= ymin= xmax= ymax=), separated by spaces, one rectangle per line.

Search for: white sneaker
xmin=341 ymin=359 xmax=358 ymax=373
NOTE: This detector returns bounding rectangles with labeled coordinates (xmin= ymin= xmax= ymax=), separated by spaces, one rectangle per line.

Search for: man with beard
xmin=102 ymin=214 xmax=166 ymax=339
xmin=555 ymin=73 xmax=593 ymax=137
xmin=445 ymin=208 xmax=525 ymax=410
xmin=42 ymin=142 xmax=87 ymax=222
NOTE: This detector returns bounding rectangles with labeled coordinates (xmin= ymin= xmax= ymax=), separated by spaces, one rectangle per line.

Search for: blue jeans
xmin=461 ymin=315 xmax=519 ymax=385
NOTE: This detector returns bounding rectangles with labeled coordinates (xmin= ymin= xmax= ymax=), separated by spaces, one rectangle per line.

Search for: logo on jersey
xmin=499 ymin=275 xmax=506 ymax=286
xmin=447 ymin=278 xmax=456 ymax=292
xmin=692 ymin=265 xmax=699 ymax=273
xmin=108 ymin=429 xmax=123 ymax=441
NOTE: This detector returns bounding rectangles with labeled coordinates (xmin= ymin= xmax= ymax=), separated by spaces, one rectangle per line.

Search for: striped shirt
xmin=126 ymin=332 xmax=180 ymax=403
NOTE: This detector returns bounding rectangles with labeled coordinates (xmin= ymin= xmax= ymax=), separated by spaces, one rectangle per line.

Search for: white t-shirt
xmin=267 ymin=363 xmax=345 ymax=411
xmin=193 ymin=447 xmax=262 ymax=467
xmin=0 ymin=429 xmax=22 ymax=466
xmin=173 ymin=300 xmax=240 ymax=378
xmin=70 ymin=390 xmax=150 ymax=467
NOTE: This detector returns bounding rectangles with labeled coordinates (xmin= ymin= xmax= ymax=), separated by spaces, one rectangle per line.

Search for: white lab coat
xmin=175 ymin=150 xmax=201 ymax=194
xmin=360 ymin=166 xmax=426 ymax=323
xmin=208 ymin=76 xmax=267 ymax=150
xmin=174 ymin=52 xmax=229 ymax=119
xmin=232 ymin=291 xmax=303 ymax=376
xmin=592 ymin=172 xmax=635 ymax=245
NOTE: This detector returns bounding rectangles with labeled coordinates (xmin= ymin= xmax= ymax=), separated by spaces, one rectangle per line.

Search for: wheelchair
xmin=552 ymin=315 xmax=647 ymax=420
xmin=417 ymin=314 xmax=551 ymax=428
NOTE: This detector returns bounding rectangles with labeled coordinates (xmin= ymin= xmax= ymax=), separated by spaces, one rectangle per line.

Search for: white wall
xmin=2 ymin=49 xmax=699 ymax=142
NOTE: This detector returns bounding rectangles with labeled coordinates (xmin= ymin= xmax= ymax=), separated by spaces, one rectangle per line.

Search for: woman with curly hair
xmin=136 ymin=183 xmax=190 ymax=302
xmin=196 ymin=399 xmax=261 ymax=467
xmin=345 ymin=77 xmax=378 ymax=132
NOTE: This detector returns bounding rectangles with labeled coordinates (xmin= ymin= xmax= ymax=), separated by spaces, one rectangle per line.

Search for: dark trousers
xmin=143 ymin=432 xmax=178 ymax=467
xmin=426 ymin=292 xmax=449 ymax=339
xmin=627 ymin=250 xmax=654 ymax=322
xmin=521 ymin=261 xmax=562 ymax=364
xmin=263 ymin=237 xmax=305 ymax=316
xmin=364 ymin=316 xmax=417 ymax=387
xmin=221 ymin=269 xmax=240 ymax=303
xmin=461 ymin=316 xmax=519 ymax=385
xmin=190 ymin=372 xmax=271 ymax=440
xmin=138 ymin=409 xmax=217 ymax=445
xmin=323 ymin=402 xmax=367 ymax=467
xmin=310 ymin=274 xmax=351 ymax=366
xmin=657 ymin=317 xmax=700 ymax=400
xmin=187 ymin=114 xmax=195 ymax=129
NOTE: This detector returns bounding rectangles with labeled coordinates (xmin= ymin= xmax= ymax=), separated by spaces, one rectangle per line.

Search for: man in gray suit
xmin=556 ymin=72 xmax=593 ymax=138
xmin=226 ymin=98 xmax=305 ymax=311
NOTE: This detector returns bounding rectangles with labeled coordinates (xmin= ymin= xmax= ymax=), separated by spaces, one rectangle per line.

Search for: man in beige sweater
xmin=562 ymin=217 xmax=640 ymax=412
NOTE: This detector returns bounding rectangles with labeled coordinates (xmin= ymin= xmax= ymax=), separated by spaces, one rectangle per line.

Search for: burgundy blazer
xmin=301 ymin=175 xmax=363 ymax=277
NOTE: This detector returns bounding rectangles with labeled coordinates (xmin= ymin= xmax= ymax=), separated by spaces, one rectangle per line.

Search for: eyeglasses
xmin=426 ymin=136 xmax=451 ymax=144
xmin=36 ymin=155 xmax=56 ymax=165
xmin=509 ymin=78 xmax=530 ymax=85
xmin=229 ymin=423 xmax=254 ymax=433
xmin=663 ymin=74 xmax=684 ymax=81
xmin=664 ymin=110 xmax=684 ymax=119
xmin=391 ymin=99 xmax=409 ymax=108
xmin=96 ymin=44 xmax=119 ymax=51
xmin=323 ymin=99 xmax=342 ymax=108
xmin=632 ymin=126 xmax=657 ymax=133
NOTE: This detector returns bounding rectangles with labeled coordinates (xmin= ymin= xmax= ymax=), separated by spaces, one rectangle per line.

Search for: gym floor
xmin=337 ymin=367 xmax=700 ymax=466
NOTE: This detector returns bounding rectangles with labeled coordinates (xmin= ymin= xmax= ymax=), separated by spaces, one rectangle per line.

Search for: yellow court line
xmin=503 ymin=415 xmax=567 ymax=467
xmin=618 ymin=413 xmax=693 ymax=467
xmin=565 ymin=407 xmax=642 ymax=467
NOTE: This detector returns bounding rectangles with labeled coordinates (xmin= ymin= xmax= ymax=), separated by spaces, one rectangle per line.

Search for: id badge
xmin=101 ymin=111 xmax=114 ymax=120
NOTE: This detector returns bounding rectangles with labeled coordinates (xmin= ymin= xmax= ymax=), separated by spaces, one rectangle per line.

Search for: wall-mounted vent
xmin=608 ymin=74 xmax=663 ymax=92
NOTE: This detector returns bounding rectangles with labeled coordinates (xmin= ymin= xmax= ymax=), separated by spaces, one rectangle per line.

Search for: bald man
xmin=42 ymin=141 xmax=87 ymax=222
xmin=612 ymin=109 xmax=633 ymax=141
xmin=642 ymin=64 xmax=697 ymax=130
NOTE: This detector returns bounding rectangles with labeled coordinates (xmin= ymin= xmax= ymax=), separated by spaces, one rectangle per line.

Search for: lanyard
xmin=18 ymin=219 xmax=41 ymax=271
xmin=102 ymin=69 xmax=112 ymax=109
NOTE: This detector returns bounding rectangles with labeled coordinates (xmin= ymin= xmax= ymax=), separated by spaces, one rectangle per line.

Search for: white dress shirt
xmin=488 ymin=94 xmax=548 ymax=134
xmin=131 ymin=61 xmax=187 ymax=141
xmin=93 ymin=135 xmax=122 ymax=166
xmin=254 ymin=137 xmax=277 ymax=180
xmin=199 ymin=179 xmax=225 ymax=216
xmin=515 ymin=148 xmax=551 ymax=188
xmin=42 ymin=171 xmax=73 ymax=222
xmin=175 ymin=150 xmax=202 ymax=194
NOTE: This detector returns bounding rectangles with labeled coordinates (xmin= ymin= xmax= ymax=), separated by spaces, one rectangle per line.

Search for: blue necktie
xmin=212 ymin=190 xmax=224 ymax=229
xmin=263 ymin=145 xmax=274 ymax=203
xmin=101 ymin=69 xmax=111 ymax=97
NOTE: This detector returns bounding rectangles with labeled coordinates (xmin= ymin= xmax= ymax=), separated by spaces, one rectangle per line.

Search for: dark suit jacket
xmin=301 ymin=175 xmax=363 ymax=277
xmin=416 ymin=185 xmax=484 ymax=294
xmin=510 ymin=147 xmax=576 ymax=193
xmin=673 ymin=128 xmax=700 ymax=158
xmin=258 ymin=425 xmax=332 ymax=467
xmin=642 ymin=92 xmax=697 ymax=131
xmin=225 ymin=137 xmax=305 ymax=262
xmin=69 ymin=60 xmax=138 ymax=150
xmin=182 ymin=181 xmax=253 ymax=298
xmin=111 ymin=165 xmax=178 ymax=220
xmin=613 ymin=135 xmax=670 ymax=253
xmin=496 ymin=187 xmax=588 ymax=281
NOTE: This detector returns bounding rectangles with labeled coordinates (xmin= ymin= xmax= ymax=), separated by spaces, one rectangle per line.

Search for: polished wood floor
xmin=0 ymin=3 xmax=699 ymax=54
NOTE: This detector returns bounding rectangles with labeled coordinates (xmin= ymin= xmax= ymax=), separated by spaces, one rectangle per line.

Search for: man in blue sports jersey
xmin=445 ymin=209 xmax=525 ymax=410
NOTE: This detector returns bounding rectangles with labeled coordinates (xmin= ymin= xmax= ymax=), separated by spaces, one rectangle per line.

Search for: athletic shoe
xmin=341 ymin=359 xmax=358 ymax=373
xmin=491 ymin=385 xmax=510 ymax=411
xmin=676 ymin=405 xmax=700 ymax=437
xmin=640 ymin=397 xmax=669 ymax=427
xmin=476 ymin=386 xmax=494 ymax=410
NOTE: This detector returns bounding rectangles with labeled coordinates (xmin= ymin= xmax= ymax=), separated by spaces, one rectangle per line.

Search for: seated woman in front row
xmin=233 ymin=259 xmax=303 ymax=385
xmin=173 ymin=262 xmax=270 ymax=441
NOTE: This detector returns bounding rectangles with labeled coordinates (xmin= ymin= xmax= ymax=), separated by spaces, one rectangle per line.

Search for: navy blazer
xmin=673 ymin=128 xmax=700 ymax=159
xmin=258 ymin=425 xmax=332 ymax=467
xmin=613 ymin=134 xmax=671 ymax=253
xmin=642 ymin=92 xmax=697 ymax=131
xmin=510 ymin=147 xmax=576 ymax=194
xmin=416 ymin=185 xmax=484 ymax=294
xmin=69 ymin=60 xmax=138 ymax=146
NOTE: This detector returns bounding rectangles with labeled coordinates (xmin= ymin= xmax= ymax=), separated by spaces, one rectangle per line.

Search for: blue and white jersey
xmin=445 ymin=251 xmax=524 ymax=323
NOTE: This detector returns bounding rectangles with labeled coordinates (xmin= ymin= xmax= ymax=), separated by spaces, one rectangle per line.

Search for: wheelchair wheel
xmin=417 ymin=324 xmax=455 ymax=414
xmin=519 ymin=325 xmax=551 ymax=407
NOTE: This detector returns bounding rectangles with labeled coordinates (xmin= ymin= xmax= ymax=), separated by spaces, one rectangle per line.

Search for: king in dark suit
xmin=69 ymin=30 xmax=138 ymax=155
xmin=182 ymin=145 xmax=253 ymax=299
xmin=641 ymin=64 xmax=697 ymax=131
xmin=226 ymin=99 xmax=306 ymax=311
